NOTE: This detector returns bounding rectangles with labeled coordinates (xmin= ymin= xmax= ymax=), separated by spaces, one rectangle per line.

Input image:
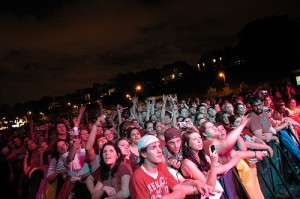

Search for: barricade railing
xmin=232 ymin=168 xmax=251 ymax=199
xmin=275 ymin=142 xmax=300 ymax=183
xmin=259 ymin=139 xmax=299 ymax=199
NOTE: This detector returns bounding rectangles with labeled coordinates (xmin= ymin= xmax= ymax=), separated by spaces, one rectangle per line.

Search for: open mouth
xmin=105 ymin=156 xmax=112 ymax=161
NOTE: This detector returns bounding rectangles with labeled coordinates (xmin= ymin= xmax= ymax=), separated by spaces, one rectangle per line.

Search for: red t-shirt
xmin=246 ymin=111 xmax=271 ymax=134
xmin=129 ymin=163 xmax=178 ymax=199
xmin=102 ymin=162 xmax=133 ymax=192
xmin=246 ymin=111 xmax=262 ymax=132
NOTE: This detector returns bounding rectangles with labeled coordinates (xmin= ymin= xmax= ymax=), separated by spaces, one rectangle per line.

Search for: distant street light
xmin=219 ymin=72 xmax=226 ymax=86
xmin=126 ymin=94 xmax=131 ymax=101
xmin=135 ymin=85 xmax=142 ymax=96
xmin=136 ymin=85 xmax=141 ymax=92
xmin=27 ymin=111 xmax=32 ymax=120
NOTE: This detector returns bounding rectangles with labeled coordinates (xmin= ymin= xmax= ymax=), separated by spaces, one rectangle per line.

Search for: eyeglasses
xmin=253 ymin=103 xmax=263 ymax=108
xmin=276 ymin=111 xmax=284 ymax=115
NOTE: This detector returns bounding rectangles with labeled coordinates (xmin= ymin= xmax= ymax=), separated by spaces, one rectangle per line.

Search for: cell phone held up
xmin=210 ymin=145 xmax=215 ymax=153
xmin=178 ymin=122 xmax=187 ymax=129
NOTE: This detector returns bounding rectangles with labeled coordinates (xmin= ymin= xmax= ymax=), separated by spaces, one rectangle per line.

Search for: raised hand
xmin=209 ymin=145 xmax=219 ymax=167
xmin=79 ymin=104 xmax=86 ymax=114
xmin=162 ymin=94 xmax=167 ymax=104
xmin=73 ymin=116 xmax=80 ymax=127
xmin=132 ymin=96 xmax=138 ymax=104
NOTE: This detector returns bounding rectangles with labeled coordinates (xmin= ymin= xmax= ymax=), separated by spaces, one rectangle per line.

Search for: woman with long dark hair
xmin=23 ymin=139 xmax=48 ymax=199
xmin=115 ymin=137 xmax=137 ymax=171
xmin=180 ymin=130 xmax=221 ymax=193
xmin=92 ymin=142 xmax=132 ymax=199
xmin=199 ymin=117 xmax=252 ymax=199
xmin=126 ymin=127 xmax=141 ymax=165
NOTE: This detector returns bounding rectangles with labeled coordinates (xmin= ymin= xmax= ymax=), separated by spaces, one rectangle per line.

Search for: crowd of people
xmin=0 ymin=82 xmax=300 ymax=199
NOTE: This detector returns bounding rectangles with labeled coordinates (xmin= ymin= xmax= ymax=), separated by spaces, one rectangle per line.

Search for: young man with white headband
xmin=129 ymin=134 xmax=185 ymax=199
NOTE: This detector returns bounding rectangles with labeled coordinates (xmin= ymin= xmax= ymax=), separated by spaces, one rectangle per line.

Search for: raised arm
xmin=137 ymin=105 xmax=144 ymax=128
xmin=161 ymin=94 xmax=167 ymax=120
xmin=85 ymin=116 xmax=103 ymax=164
xmin=146 ymin=99 xmax=151 ymax=121
xmin=214 ymin=116 xmax=251 ymax=152
xmin=66 ymin=138 xmax=79 ymax=165
xmin=74 ymin=104 xmax=86 ymax=127
xmin=130 ymin=96 xmax=139 ymax=119
xmin=117 ymin=105 xmax=123 ymax=126
xmin=97 ymin=100 xmax=103 ymax=116
xmin=151 ymin=97 xmax=155 ymax=115
xmin=172 ymin=104 xmax=179 ymax=128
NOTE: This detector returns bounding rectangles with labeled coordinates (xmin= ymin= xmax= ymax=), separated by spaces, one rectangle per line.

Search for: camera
xmin=178 ymin=122 xmax=187 ymax=128
xmin=173 ymin=153 xmax=183 ymax=161
xmin=71 ymin=135 xmax=79 ymax=139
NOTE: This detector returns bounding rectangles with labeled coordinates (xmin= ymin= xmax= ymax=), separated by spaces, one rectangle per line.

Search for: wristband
xmin=193 ymin=184 xmax=199 ymax=195
xmin=195 ymin=187 xmax=198 ymax=195
xmin=193 ymin=181 xmax=198 ymax=195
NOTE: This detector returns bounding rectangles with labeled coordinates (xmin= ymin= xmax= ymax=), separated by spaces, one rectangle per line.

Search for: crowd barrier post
xmin=232 ymin=168 xmax=251 ymax=199
xmin=256 ymin=165 xmax=277 ymax=198
xmin=275 ymin=142 xmax=300 ymax=183
xmin=265 ymin=156 xmax=295 ymax=199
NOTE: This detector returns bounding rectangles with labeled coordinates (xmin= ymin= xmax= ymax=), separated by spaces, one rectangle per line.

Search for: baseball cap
xmin=138 ymin=135 xmax=159 ymax=152
xmin=164 ymin=128 xmax=181 ymax=142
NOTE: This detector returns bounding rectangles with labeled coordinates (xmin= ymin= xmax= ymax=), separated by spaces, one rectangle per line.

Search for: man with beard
xmin=246 ymin=97 xmax=279 ymax=143
xmin=246 ymin=96 xmax=281 ymax=198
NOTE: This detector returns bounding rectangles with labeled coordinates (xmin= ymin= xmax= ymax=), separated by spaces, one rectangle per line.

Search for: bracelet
xmin=193 ymin=180 xmax=198 ymax=195
xmin=195 ymin=187 xmax=198 ymax=195
xmin=193 ymin=181 xmax=198 ymax=195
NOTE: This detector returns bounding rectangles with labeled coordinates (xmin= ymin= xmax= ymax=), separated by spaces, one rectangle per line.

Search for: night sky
xmin=0 ymin=0 xmax=299 ymax=106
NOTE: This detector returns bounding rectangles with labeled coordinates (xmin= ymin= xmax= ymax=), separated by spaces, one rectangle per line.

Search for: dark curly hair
xmin=99 ymin=142 xmax=124 ymax=181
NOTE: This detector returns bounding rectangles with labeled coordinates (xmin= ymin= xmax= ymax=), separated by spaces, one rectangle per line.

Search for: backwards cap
xmin=138 ymin=135 xmax=159 ymax=152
